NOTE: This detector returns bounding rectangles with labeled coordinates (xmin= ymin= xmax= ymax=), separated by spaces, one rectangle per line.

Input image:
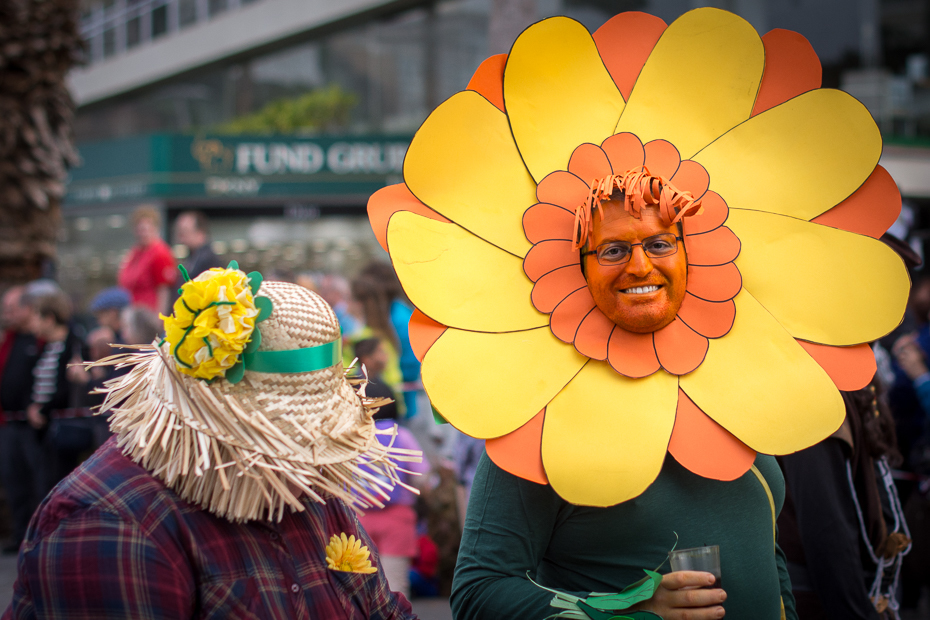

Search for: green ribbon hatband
xmin=243 ymin=338 xmax=342 ymax=374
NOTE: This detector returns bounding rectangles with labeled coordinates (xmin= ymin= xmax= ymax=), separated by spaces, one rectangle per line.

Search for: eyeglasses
xmin=582 ymin=233 xmax=682 ymax=266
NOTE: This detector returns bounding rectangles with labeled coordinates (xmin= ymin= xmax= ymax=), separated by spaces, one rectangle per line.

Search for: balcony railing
xmin=80 ymin=0 xmax=263 ymax=65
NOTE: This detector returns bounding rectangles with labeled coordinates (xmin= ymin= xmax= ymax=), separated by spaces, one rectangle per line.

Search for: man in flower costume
xmin=4 ymin=266 xmax=420 ymax=620
xmin=366 ymin=8 xmax=910 ymax=620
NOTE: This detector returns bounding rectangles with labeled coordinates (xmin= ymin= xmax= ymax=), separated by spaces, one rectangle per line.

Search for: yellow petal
xmin=388 ymin=211 xmax=547 ymax=332
xmin=727 ymin=210 xmax=908 ymax=344
xmin=616 ymin=8 xmax=763 ymax=159
xmin=422 ymin=327 xmax=587 ymax=438
xmin=694 ymin=89 xmax=880 ymax=220
xmin=404 ymin=90 xmax=536 ymax=257
xmin=542 ymin=361 xmax=678 ymax=506
xmin=680 ymin=290 xmax=844 ymax=454
xmin=505 ymin=16 xmax=625 ymax=182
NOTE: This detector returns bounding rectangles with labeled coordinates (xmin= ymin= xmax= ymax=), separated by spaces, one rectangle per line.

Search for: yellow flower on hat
xmin=163 ymin=267 xmax=260 ymax=381
xmin=368 ymin=8 xmax=909 ymax=507
xmin=325 ymin=533 xmax=377 ymax=574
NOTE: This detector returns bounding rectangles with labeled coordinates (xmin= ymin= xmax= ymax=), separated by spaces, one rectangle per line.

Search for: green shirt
xmin=452 ymin=453 xmax=797 ymax=620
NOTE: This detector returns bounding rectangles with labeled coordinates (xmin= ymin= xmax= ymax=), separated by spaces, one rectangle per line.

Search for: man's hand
xmin=631 ymin=571 xmax=726 ymax=619
xmin=26 ymin=403 xmax=47 ymax=430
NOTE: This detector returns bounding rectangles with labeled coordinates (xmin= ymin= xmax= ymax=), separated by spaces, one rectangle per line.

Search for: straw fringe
xmin=92 ymin=344 xmax=421 ymax=523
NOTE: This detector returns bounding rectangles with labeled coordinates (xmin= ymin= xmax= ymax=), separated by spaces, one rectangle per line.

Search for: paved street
xmin=0 ymin=554 xmax=452 ymax=619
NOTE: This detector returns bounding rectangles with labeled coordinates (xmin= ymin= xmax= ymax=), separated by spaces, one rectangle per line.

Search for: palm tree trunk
xmin=0 ymin=0 xmax=82 ymax=285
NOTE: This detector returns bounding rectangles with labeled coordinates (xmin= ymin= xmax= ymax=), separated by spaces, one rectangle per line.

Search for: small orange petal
xmin=796 ymin=341 xmax=876 ymax=391
xmin=486 ymin=409 xmax=548 ymax=485
xmin=532 ymin=266 xmax=587 ymax=314
xmin=537 ymin=170 xmax=592 ymax=211
xmin=686 ymin=264 xmax=742 ymax=302
xmin=409 ymin=309 xmax=446 ymax=362
xmin=601 ymin=132 xmax=645 ymax=175
xmin=568 ymin=143 xmax=613 ymax=184
xmin=676 ymin=295 xmax=735 ymax=339
xmin=751 ymin=29 xmax=821 ymax=117
xmin=467 ymin=53 xmax=507 ymax=112
xmin=670 ymin=160 xmax=710 ymax=201
xmin=643 ymin=139 xmax=681 ymax=180
xmin=811 ymin=165 xmax=901 ymax=239
xmin=654 ymin=318 xmax=708 ymax=376
xmin=574 ymin=308 xmax=614 ymax=361
xmin=682 ymin=191 xmax=728 ymax=235
xmin=593 ymin=12 xmax=667 ymax=100
xmin=523 ymin=203 xmax=576 ymax=244
xmin=368 ymin=184 xmax=450 ymax=252
xmin=524 ymin=240 xmax=579 ymax=282
xmin=607 ymin=328 xmax=660 ymax=378
xmin=669 ymin=389 xmax=756 ymax=481
xmin=684 ymin=226 xmax=741 ymax=266
xmin=550 ymin=288 xmax=596 ymax=344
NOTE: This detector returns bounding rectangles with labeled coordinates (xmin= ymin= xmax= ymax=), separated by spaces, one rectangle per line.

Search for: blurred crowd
xmin=0 ymin=205 xmax=479 ymax=601
xmin=4 ymin=204 xmax=930 ymax=613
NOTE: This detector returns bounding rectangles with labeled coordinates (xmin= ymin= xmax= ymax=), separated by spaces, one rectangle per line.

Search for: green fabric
xmin=451 ymin=453 xmax=798 ymax=620
xmin=243 ymin=339 xmax=341 ymax=374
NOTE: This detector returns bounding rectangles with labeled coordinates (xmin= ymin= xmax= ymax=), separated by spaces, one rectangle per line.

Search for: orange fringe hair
xmin=572 ymin=166 xmax=704 ymax=251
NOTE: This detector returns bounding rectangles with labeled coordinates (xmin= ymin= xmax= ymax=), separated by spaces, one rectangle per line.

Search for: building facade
xmin=64 ymin=0 xmax=930 ymax=304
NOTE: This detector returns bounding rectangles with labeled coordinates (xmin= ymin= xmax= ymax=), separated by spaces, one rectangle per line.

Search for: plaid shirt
xmin=3 ymin=438 xmax=417 ymax=620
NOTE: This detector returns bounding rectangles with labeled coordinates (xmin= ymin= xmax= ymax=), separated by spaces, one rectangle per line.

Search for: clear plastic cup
xmin=668 ymin=545 xmax=721 ymax=588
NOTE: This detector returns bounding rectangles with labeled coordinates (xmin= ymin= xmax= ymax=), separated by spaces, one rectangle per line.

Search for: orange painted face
xmin=584 ymin=202 xmax=688 ymax=333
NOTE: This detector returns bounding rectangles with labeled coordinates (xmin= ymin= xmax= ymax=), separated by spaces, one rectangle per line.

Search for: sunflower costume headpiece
xmin=94 ymin=264 xmax=420 ymax=522
xmin=368 ymin=8 xmax=910 ymax=507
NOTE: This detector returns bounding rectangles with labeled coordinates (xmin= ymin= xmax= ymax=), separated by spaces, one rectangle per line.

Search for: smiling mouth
xmin=621 ymin=285 xmax=661 ymax=294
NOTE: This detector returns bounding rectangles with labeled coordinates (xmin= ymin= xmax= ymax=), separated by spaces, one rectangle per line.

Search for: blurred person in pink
xmin=117 ymin=206 xmax=176 ymax=314
xmin=355 ymin=337 xmax=430 ymax=598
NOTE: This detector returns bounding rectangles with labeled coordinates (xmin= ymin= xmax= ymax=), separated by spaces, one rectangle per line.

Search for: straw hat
xmin=95 ymin=265 xmax=418 ymax=522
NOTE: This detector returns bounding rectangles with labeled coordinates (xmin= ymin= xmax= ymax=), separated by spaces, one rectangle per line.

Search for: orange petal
xmin=593 ymin=12 xmax=667 ymax=100
xmin=669 ymin=389 xmax=756 ymax=481
xmin=537 ymin=170 xmax=592 ymax=210
xmin=532 ymin=266 xmax=587 ymax=314
xmin=684 ymin=226 xmax=741 ymax=266
xmin=687 ymin=263 xmax=742 ymax=302
xmin=524 ymin=239 xmax=579 ymax=281
xmin=467 ymin=53 xmax=507 ymax=112
xmin=682 ymin=191 xmax=728 ymax=235
xmin=677 ymin=295 xmax=735 ymax=339
xmin=523 ymin=203 xmax=576 ymax=244
xmin=751 ymin=29 xmax=821 ymax=117
xmin=409 ymin=309 xmax=446 ymax=362
xmin=643 ymin=139 xmax=681 ymax=179
xmin=607 ymin=328 xmax=660 ymax=378
xmin=486 ymin=409 xmax=548 ymax=484
xmin=811 ymin=166 xmax=902 ymax=239
xmin=574 ymin=308 xmax=614 ymax=361
xmin=368 ymin=183 xmax=450 ymax=252
xmin=550 ymin=287 xmax=596 ymax=343
xmin=568 ymin=143 xmax=613 ymax=184
xmin=796 ymin=341 xmax=877 ymax=391
xmin=601 ymin=132 xmax=645 ymax=175
xmin=654 ymin=318 xmax=708 ymax=375
xmin=670 ymin=160 xmax=710 ymax=200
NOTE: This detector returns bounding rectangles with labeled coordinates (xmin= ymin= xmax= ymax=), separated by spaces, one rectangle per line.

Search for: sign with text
xmin=65 ymin=133 xmax=412 ymax=206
